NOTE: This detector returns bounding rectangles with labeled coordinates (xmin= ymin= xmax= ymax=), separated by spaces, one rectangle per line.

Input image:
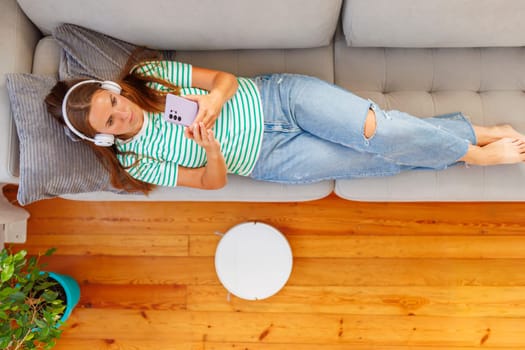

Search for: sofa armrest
xmin=0 ymin=0 xmax=41 ymax=183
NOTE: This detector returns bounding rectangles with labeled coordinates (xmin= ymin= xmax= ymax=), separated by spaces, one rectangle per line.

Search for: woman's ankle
xmin=459 ymin=144 xmax=485 ymax=165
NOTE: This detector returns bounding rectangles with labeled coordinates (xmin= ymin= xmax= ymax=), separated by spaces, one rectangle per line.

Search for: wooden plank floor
xmin=4 ymin=184 xmax=525 ymax=349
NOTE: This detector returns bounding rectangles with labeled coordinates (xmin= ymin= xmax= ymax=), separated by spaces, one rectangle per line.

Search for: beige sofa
xmin=2 ymin=0 xmax=525 ymax=204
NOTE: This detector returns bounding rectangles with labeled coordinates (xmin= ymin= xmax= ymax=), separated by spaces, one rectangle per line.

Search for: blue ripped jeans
xmin=249 ymin=74 xmax=476 ymax=184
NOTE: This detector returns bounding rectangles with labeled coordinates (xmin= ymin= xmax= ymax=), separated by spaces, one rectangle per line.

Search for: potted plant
xmin=0 ymin=247 xmax=80 ymax=350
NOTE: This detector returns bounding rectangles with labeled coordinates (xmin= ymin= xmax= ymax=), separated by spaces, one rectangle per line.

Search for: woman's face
xmin=88 ymin=89 xmax=144 ymax=139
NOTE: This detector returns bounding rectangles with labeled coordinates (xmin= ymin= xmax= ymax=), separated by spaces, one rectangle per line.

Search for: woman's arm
xmin=176 ymin=123 xmax=227 ymax=189
xmin=174 ymin=65 xmax=235 ymax=188
xmin=184 ymin=66 xmax=238 ymax=130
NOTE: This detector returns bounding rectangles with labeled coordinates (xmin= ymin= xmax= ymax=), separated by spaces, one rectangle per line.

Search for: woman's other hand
xmin=185 ymin=122 xmax=222 ymax=154
xmin=178 ymin=122 xmax=227 ymax=190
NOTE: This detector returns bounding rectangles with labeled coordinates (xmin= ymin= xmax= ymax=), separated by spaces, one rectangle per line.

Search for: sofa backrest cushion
xmin=343 ymin=0 xmax=525 ymax=48
xmin=17 ymin=0 xmax=342 ymax=50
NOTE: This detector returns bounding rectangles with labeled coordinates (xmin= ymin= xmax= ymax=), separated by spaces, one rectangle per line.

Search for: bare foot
xmin=461 ymin=138 xmax=525 ymax=165
xmin=473 ymin=124 xmax=525 ymax=146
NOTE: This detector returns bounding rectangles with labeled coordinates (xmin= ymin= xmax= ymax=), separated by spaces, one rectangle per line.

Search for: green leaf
xmin=3 ymin=255 xmax=13 ymax=266
xmin=35 ymin=318 xmax=47 ymax=329
xmin=39 ymin=325 xmax=50 ymax=338
xmin=14 ymin=327 xmax=23 ymax=338
xmin=0 ymin=264 xmax=14 ymax=282
xmin=44 ymin=248 xmax=57 ymax=257
xmin=0 ymin=286 xmax=19 ymax=299
xmin=27 ymin=256 xmax=37 ymax=269
xmin=13 ymin=250 xmax=27 ymax=262
xmin=8 ymin=291 xmax=26 ymax=303
xmin=40 ymin=290 xmax=59 ymax=302
xmin=0 ymin=336 xmax=10 ymax=349
xmin=34 ymin=281 xmax=57 ymax=292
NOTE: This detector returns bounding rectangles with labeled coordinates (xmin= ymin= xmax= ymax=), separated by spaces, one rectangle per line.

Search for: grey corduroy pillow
xmin=5 ymin=73 xmax=121 ymax=205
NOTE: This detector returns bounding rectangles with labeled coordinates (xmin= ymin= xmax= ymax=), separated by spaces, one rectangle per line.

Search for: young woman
xmin=45 ymin=51 xmax=525 ymax=193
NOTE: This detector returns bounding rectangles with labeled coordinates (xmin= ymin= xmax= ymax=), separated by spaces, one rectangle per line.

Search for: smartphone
xmin=163 ymin=93 xmax=199 ymax=127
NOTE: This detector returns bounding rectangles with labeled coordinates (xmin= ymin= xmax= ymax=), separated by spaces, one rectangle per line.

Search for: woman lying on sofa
xmin=44 ymin=50 xmax=525 ymax=192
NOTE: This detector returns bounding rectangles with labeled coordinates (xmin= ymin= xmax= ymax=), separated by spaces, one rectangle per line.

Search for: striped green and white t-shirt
xmin=115 ymin=61 xmax=264 ymax=187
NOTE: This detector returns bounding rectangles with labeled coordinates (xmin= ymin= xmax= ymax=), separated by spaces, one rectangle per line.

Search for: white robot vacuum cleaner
xmin=214 ymin=221 xmax=293 ymax=300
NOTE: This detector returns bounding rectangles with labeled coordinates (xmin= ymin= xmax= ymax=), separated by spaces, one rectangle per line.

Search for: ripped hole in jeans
xmin=364 ymin=108 xmax=377 ymax=139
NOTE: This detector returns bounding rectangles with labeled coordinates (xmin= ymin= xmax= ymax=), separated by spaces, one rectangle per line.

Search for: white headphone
xmin=61 ymin=79 xmax=122 ymax=147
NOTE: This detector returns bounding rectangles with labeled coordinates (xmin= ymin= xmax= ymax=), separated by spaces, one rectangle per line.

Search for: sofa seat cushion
xmin=60 ymin=176 xmax=333 ymax=202
xmin=334 ymin=36 xmax=525 ymax=201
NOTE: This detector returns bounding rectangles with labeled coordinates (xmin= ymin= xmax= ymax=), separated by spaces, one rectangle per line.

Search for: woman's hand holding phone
xmin=185 ymin=92 xmax=224 ymax=129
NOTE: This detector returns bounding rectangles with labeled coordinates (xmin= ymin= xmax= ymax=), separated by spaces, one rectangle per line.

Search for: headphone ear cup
xmin=100 ymin=81 xmax=122 ymax=95
xmin=94 ymin=133 xmax=115 ymax=147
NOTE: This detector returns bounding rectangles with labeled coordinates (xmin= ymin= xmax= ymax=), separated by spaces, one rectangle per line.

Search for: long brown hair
xmin=44 ymin=49 xmax=181 ymax=194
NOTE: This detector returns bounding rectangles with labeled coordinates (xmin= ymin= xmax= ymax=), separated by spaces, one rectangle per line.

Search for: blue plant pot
xmin=46 ymin=272 xmax=81 ymax=323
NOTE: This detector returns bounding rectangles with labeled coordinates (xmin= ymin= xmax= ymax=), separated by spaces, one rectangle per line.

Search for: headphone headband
xmin=61 ymin=79 xmax=121 ymax=147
